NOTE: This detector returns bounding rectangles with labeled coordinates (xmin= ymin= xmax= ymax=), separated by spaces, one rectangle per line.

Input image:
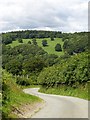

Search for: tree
xmin=55 ymin=44 xmax=62 ymax=52
xmin=5 ymin=59 xmax=22 ymax=75
xmin=42 ymin=40 xmax=48 ymax=47
xmin=28 ymin=41 xmax=31 ymax=44
xmin=22 ymin=56 xmax=46 ymax=74
xmin=32 ymin=38 xmax=37 ymax=45
xmin=18 ymin=38 xmax=23 ymax=43
xmin=2 ymin=33 xmax=13 ymax=45
xmin=63 ymin=34 xmax=88 ymax=55
xmin=51 ymin=37 xmax=54 ymax=41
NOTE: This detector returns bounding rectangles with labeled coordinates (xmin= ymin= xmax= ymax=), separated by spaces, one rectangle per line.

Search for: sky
xmin=0 ymin=0 xmax=89 ymax=33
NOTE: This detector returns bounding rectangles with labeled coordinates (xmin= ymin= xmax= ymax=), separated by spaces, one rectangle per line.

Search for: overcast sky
xmin=0 ymin=0 xmax=89 ymax=33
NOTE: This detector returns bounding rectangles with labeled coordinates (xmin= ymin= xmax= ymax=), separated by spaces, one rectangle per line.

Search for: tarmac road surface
xmin=23 ymin=88 xmax=88 ymax=118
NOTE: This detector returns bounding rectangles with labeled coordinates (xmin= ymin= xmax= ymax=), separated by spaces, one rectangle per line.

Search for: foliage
xmin=39 ymin=84 xmax=88 ymax=100
xmin=63 ymin=33 xmax=88 ymax=55
xmin=32 ymin=38 xmax=37 ymax=45
xmin=2 ymin=44 xmax=46 ymax=75
xmin=42 ymin=40 xmax=48 ymax=47
xmin=22 ymin=55 xmax=46 ymax=74
xmin=2 ymin=30 xmax=62 ymax=45
xmin=2 ymin=33 xmax=17 ymax=45
xmin=2 ymin=71 xmax=41 ymax=118
xmin=55 ymin=43 xmax=62 ymax=52
xmin=28 ymin=41 xmax=31 ymax=44
xmin=51 ymin=37 xmax=54 ymax=41
xmin=5 ymin=59 xmax=22 ymax=75
xmin=18 ymin=38 xmax=23 ymax=43
xmin=43 ymin=54 xmax=58 ymax=66
xmin=38 ymin=52 xmax=89 ymax=87
xmin=16 ymin=77 xmax=30 ymax=86
xmin=16 ymin=73 xmax=39 ymax=86
xmin=2 ymin=31 xmax=89 ymax=89
xmin=2 ymin=44 xmax=59 ymax=77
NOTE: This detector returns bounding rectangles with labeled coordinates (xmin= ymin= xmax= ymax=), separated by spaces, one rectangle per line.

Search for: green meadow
xmin=8 ymin=38 xmax=64 ymax=56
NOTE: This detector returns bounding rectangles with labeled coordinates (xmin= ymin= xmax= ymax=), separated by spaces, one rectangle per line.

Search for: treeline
xmin=2 ymin=30 xmax=62 ymax=45
xmin=2 ymin=30 xmax=87 ymax=45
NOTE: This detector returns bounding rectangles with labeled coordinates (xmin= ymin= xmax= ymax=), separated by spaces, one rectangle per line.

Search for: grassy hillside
xmin=36 ymin=38 xmax=64 ymax=56
xmin=8 ymin=38 xmax=64 ymax=56
xmin=2 ymin=71 xmax=42 ymax=118
xmin=8 ymin=40 xmax=23 ymax=47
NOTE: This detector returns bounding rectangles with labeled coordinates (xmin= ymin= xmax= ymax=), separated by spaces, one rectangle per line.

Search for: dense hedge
xmin=38 ymin=52 xmax=89 ymax=87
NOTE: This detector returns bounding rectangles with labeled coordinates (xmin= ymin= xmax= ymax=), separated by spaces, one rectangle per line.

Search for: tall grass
xmin=2 ymin=71 xmax=42 ymax=118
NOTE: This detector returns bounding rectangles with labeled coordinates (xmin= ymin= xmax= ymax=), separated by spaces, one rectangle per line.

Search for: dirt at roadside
xmin=12 ymin=101 xmax=45 ymax=118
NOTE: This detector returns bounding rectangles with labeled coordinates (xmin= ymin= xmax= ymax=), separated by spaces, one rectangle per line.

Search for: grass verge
xmin=2 ymin=71 xmax=42 ymax=118
xmin=20 ymin=85 xmax=41 ymax=89
xmin=39 ymin=84 xmax=88 ymax=100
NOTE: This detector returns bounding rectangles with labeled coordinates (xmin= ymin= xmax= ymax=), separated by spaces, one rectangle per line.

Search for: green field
xmin=8 ymin=38 xmax=64 ymax=56
xmin=36 ymin=38 xmax=64 ymax=56
xmin=8 ymin=40 xmax=24 ymax=47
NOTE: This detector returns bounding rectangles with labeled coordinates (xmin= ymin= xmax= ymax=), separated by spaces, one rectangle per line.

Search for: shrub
xmin=55 ymin=44 xmax=62 ymax=52
xmin=28 ymin=41 xmax=31 ymax=44
xmin=18 ymin=38 xmax=23 ymax=43
xmin=42 ymin=40 xmax=48 ymax=47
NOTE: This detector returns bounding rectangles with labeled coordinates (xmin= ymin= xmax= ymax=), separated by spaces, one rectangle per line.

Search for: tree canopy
xmin=55 ymin=43 xmax=62 ymax=52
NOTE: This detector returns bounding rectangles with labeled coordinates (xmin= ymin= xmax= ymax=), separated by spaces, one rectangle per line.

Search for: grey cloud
xmin=0 ymin=0 xmax=89 ymax=33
